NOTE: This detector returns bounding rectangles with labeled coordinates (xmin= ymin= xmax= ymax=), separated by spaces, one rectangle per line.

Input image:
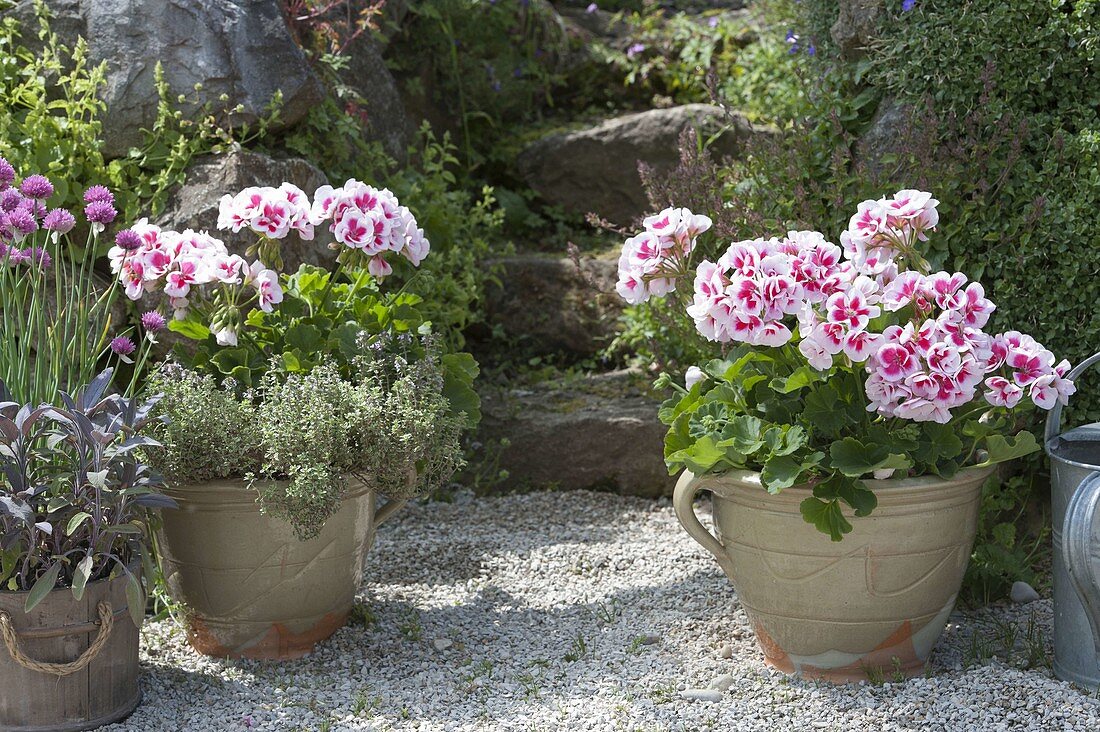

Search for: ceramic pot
xmin=673 ymin=467 xmax=994 ymax=682
xmin=157 ymin=477 xmax=404 ymax=660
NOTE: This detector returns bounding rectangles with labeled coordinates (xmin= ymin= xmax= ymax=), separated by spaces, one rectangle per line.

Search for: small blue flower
xmin=902 ymin=0 xmax=916 ymax=10
xmin=807 ymin=43 xmax=816 ymax=56
xmin=707 ymin=17 xmax=719 ymax=28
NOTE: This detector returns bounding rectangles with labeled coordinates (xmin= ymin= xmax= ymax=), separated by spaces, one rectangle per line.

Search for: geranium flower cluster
xmin=119 ymin=180 xmax=429 ymax=347
xmin=618 ymin=192 xmax=1075 ymax=423
xmin=217 ymin=183 xmax=315 ymax=241
xmin=110 ymin=221 xmax=281 ymax=347
xmin=310 ymin=180 xmax=430 ymax=278
xmin=616 ymin=207 xmax=713 ymax=304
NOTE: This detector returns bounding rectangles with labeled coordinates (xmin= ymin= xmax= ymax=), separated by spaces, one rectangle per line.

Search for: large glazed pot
xmin=157 ymin=477 xmax=404 ymax=660
xmin=0 ymin=571 xmax=141 ymax=731
xmin=674 ymin=467 xmax=994 ymax=682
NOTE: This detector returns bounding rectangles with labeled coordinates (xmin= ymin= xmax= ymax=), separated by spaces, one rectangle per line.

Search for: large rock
xmin=480 ymin=253 xmax=622 ymax=360
xmin=831 ymin=0 xmax=884 ymax=59
xmin=157 ymin=147 xmax=335 ymax=271
xmin=12 ymin=0 xmax=324 ymax=158
xmin=854 ymin=97 xmax=914 ymax=179
xmin=517 ymin=104 xmax=758 ymax=225
xmin=471 ymin=370 xmax=674 ymax=497
xmin=341 ymin=36 xmax=411 ymax=161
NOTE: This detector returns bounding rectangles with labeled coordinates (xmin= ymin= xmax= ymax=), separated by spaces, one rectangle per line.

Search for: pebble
xmin=709 ymin=674 xmax=735 ymax=691
xmin=680 ymin=688 xmax=725 ymax=702
xmin=109 ymin=490 xmax=1100 ymax=731
xmin=1011 ymin=581 xmax=1041 ymax=604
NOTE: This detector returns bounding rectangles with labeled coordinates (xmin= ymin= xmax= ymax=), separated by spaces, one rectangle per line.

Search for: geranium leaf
xmin=978 ymin=431 xmax=1040 ymax=467
xmin=829 ymin=437 xmax=891 ymax=477
xmin=799 ymin=497 xmax=851 ymax=542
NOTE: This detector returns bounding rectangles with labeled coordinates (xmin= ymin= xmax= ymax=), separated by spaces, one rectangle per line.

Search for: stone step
xmin=517 ymin=104 xmax=764 ymax=225
xmin=468 ymin=368 xmax=674 ymax=498
xmin=473 ymin=252 xmax=623 ymax=362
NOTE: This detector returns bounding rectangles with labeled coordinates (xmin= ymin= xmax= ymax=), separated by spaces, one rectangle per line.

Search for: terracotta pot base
xmin=188 ymin=610 xmax=351 ymax=660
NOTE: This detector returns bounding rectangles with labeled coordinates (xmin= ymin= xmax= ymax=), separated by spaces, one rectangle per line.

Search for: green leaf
xmin=829 ymin=437 xmax=891 ymax=477
xmin=284 ymin=323 xmax=324 ymax=353
xmin=978 ymin=431 xmax=1040 ymax=467
xmin=725 ymin=415 xmax=764 ymax=453
xmin=769 ymin=366 xmax=823 ymax=394
xmin=25 ymin=562 xmax=62 ymax=613
xmin=331 ymin=322 xmax=365 ymax=359
xmin=167 ymin=316 xmax=210 ymax=341
xmin=800 ymin=497 xmax=852 ymax=542
xmin=761 ymin=455 xmax=803 ymax=493
xmin=65 ymin=511 xmax=91 ymax=536
xmin=72 ymin=555 xmax=94 ymax=601
xmin=441 ymin=353 xmax=481 ymax=429
xmin=678 ymin=436 xmax=726 ymax=473
xmin=813 ymin=473 xmax=878 ymax=517
xmin=803 ymin=384 xmax=853 ymax=437
xmin=210 ymin=348 xmax=256 ymax=377
xmin=124 ymin=570 xmax=145 ymax=628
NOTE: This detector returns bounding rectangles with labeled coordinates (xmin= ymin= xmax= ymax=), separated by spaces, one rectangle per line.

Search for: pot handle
xmin=1045 ymin=351 xmax=1100 ymax=446
xmin=1063 ymin=471 xmax=1100 ymax=659
xmin=673 ymin=471 xmax=735 ymax=579
xmin=373 ymin=497 xmax=408 ymax=531
xmin=0 ymin=602 xmax=113 ymax=677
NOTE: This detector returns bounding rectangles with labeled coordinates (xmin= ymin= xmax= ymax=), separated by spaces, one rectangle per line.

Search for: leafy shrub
xmin=389 ymin=0 xmax=568 ymax=165
xmin=0 ymin=370 xmax=171 ymax=624
xmin=150 ymin=337 xmax=466 ymax=539
xmin=605 ymin=3 xmax=807 ymax=121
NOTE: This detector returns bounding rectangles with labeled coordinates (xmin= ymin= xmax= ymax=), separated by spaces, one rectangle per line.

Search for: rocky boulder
xmin=480 ymin=253 xmax=622 ymax=360
xmin=831 ymin=0 xmax=884 ymax=59
xmin=471 ymin=369 xmax=674 ymax=498
xmin=517 ymin=104 xmax=758 ymax=225
xmin=157 ymin=147 xmax=335 ymax=271
xmin=854 ymin=97 xmax=914 ymax=178
xmin=340 ymin=35 xmax=412 ymax=162
xmin=13 ymin=0 xmax=324 ymax=159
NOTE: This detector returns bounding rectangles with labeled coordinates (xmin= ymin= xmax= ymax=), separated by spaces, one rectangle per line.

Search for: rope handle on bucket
xmin=0 ymin=602 xmax=113 ymax=677
xmin=1045 ymin=351 xmax=1100 ymax=446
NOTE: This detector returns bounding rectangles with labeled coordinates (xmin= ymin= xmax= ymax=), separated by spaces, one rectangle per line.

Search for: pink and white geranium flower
xmin=617 ymin=189 xmax=1074 ymax=424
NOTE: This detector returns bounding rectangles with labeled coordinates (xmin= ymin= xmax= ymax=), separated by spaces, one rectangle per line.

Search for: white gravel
xmin=108 ymin=490 xmax=1100 ymax=731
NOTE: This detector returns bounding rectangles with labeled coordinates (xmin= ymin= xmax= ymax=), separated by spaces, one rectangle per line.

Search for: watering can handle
xmin=1045 ymin=351 xmax=1100 ymax=446
xmin=1063 ymin=472 xmax=1100 ymax=659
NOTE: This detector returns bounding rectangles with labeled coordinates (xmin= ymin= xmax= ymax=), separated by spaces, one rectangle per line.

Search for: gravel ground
xmin=108 ymin=490 xmax=1100 ymax=731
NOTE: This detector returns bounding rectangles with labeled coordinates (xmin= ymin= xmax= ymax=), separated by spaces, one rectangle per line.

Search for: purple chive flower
xmin=109 ymin=336 xmax=136 ymax=356
xmin=84 ymin=200 xmax=117 ymax=225
xmin=0 ymin=189 xmax=22 ymax=212
xmin=626 ymin=43 xmax=646 ymax=59
xmin=586 ymin=2 xmax=597 ymax=12
xmin=26 ymin=247 xmax=51 ymax=270
xmin=19 ymin=174 xmax=53 ymax=200
xmin=7 ymin=248 xmax=29 ymax=265
xmin=0 ymin=158 xmax=13 ymax=190
xmin=43 ymin=208 xmax=75 ymax=235
xmin=141 ymin=310 xmax=167 ymax=333
xmin=902 ymin=0 xmax=916 ymax=10
xmin=8 ymin=208 xmax=36 ymax=237
xmin=83 ymin=185 xmax=114 ymax=205
xmin=115 ymin=229 xmax=143 ymax=251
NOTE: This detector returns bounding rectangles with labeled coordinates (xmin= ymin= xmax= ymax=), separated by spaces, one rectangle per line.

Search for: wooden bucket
xmin=0 ymin=571 xmax=141 ymax=731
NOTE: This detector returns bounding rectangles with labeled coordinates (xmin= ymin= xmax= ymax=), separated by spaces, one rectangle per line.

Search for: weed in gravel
xmin=564 ymin=632 xmax=588 ymax=662
xmin=398 ymin=611 xmax=424 ymax=641
xmin=589 ymin=596 xmax=623 ymax=625
xmin=649 ymin=681 xmax=679 ymax=704
xmin=349 ymin=603 xmax=378 ymax=629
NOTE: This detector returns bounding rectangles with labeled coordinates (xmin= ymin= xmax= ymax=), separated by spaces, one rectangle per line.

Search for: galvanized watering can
xmin=1048 ymin=351 xmax=1100 ymax=688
